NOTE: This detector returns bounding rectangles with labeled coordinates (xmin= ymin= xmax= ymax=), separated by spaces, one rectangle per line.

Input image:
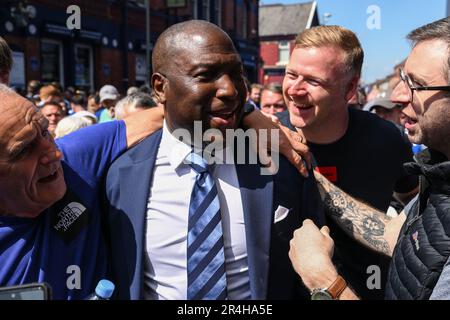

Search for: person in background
xmin=138 ymin=84 xmax=152 ymax=95
xmin=364 ymin=98 xmax=404 ymax=126
xmin=87 ymin=93 xmax=101 ymax=115
xmin=73 ymin=110 xmax=98 ymax=125
xmin=115 ymin=92 xmax=157 ymax=120
xmin=98 ymin=85 xmax=120 ymax=123
xmin=71 ymin=94 xmax=87 ymax=113
xmin=26 ymin=80 xmax=41 ymax=101
xmin=249 ymin=83 xmax=263 ymax=108
xmin=55 ymin=116 xmax=89 ymax=139
xmin=127 ymin=86 xmax=139 ymax=96
xmin=348 ymin=87 xmax=367 ymax=110
xmin=40 ymin=101 xmax=64 ymax=137
xmin=260 ymin=82 xmax=287 ymax=116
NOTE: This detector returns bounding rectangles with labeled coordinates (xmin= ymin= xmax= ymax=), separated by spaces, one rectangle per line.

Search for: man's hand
xmin=289 ymin=219 xmax=338 ymax=290
xmin=242 ymin=109 xmax=312 ymax=177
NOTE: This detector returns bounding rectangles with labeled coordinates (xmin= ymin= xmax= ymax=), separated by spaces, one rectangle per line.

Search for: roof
xmin=259 ymin=2 xmax=317 ymax=37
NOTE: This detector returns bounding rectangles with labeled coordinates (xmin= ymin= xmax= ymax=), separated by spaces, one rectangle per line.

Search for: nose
xmin=216 ymin=74 xmax=238 ymax=99
xmin=287 ymin=77 xmax=308 ymax=97
xmin=391 ymin=80 xmax=410 ymax=106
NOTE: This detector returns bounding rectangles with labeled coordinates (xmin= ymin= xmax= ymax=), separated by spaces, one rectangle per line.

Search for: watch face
xmin=311 ymin=290 xmax=333 ymax=300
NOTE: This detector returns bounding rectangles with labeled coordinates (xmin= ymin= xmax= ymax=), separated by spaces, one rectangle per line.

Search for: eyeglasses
xmin=399 ymin=68 xmax=450 ymax=102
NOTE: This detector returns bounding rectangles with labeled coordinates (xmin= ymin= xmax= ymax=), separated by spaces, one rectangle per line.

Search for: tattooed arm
xmin=314 ymin=170 xmax=406 ymax=257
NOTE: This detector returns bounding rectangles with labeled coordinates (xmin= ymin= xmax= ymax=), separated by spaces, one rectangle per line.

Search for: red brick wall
xmin=260 ymin=41 xmax=279 ymax=66
xmin=223 ymin=0 xmax=235 ymax=32
xmin=96 ymin=47 xmax=124 ymax=93
xmin=263 ymin=74 xmax=284 ymax=86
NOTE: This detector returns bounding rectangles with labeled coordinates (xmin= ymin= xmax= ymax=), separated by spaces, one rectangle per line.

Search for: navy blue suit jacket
xmin=105 ymin=129 xmax=325 ymax=299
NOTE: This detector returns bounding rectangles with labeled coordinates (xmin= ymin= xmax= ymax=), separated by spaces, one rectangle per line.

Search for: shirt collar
xmin=160 ymin=121 xmax=192 ymax=171
xmin=160 ymin=122 xmax=236 ymax=170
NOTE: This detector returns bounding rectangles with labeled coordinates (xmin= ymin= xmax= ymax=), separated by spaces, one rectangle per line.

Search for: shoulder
xmin=350 ymin=109 xmax=398 ymax=133
xmin=110 ymin=129 xmax=163 ymax=169
xmin=349 ymin=109 xmax=407 ymax=146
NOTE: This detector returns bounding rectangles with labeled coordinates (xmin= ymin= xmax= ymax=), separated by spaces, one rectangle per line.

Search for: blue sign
xmin=103 ymin=63 xmax=111 ymax=77
xmin=30 ymin=57 xmax=39 ymax=71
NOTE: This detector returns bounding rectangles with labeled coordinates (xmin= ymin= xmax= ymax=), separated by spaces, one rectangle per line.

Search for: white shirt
xmin=143 ymin=123 xmax=251 ymax=300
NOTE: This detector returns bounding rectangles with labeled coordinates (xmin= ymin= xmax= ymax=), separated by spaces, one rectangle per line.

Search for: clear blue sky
xmin=259 ymin=0 xmax=448 ymax=84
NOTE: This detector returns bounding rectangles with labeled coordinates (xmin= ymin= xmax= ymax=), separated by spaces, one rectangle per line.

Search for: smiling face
xmin=0 ymin=92 xmax=66 ymax=218
xmin=283 ymin=46 xmax=356 ymax=134
xmin=152 ymin=26 xmax=247 ymax=139
xmin=391 ymin=39 xmax=450 ymax=154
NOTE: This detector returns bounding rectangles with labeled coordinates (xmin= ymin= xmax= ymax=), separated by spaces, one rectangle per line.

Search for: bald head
xmin=152 ymin=20 xmax=236 ymax=75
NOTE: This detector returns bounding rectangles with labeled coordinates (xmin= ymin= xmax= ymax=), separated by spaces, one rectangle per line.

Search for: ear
xmin=152 ymin=73 xmax=167 ymax=105
xmin=344 ymin=75 xmax=360 ymax=102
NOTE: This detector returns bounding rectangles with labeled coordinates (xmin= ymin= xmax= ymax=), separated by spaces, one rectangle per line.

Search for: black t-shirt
xmin=278 ymin=108 xmax=418 ymax=299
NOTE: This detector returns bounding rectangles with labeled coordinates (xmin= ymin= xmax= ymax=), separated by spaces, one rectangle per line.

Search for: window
xmin=278 ymin=41 xmax=290 ymax=65
xmin=74 ymin=44 xmax=94 ymax=91
xmin=41 ymin=39 xmax=64 ymax=84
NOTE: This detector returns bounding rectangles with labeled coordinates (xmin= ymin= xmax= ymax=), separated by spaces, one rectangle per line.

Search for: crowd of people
xmin=0 ymin=16 xmax=449 ymax=300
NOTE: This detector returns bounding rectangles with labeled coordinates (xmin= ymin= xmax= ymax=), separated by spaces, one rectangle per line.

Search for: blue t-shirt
xmin=0 ymin=121 xmax=127 ymax=299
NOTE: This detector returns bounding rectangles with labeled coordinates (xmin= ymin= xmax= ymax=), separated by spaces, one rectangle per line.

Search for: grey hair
xmin=115 ymin=92 xmax=157 ymax=120
xmin=54 ymin=116 xmax=89 ymax=139
xmin=407 ymin=17 xmax=450 ymax=84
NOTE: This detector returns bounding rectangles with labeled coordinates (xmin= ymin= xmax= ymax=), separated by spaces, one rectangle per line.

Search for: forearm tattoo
xmin=315 ymin=173 xmax=391 ymax=255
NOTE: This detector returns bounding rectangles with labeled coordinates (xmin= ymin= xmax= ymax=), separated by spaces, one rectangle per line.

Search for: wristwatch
xmin=310 ymin=275 xmax=347 ymax=300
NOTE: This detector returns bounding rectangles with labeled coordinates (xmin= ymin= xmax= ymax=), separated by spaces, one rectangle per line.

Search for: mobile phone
xmin=0 ymin=283 xmax=52 ymax=300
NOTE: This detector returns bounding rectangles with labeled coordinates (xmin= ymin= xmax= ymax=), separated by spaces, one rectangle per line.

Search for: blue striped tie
xmin=186 ymin=152 xmax=227 ymax=300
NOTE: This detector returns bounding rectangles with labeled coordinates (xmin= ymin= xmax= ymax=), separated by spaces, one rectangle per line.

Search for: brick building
xmin=258 ymin=1 xmax=319 ymax=85
xmin=2 ymin=0 xmax=259 ymax=93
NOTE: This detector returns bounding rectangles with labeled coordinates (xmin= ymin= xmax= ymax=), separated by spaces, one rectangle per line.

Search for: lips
xmin=38 ymin=167 xmax=60 ymax=184
xmin=292 ymin=102 xmax=314 ymax=110
xmin=209 ymin=104 xmax=240 ymax=117
xmin=208 ymin=105 xmax=240 ymax=128
xmin=404 ymin=115 xmax=418 ymax=131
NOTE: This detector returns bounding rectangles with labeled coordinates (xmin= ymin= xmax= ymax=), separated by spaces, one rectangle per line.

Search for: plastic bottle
xmin=85 ymin=279 xmax=115 ymax=300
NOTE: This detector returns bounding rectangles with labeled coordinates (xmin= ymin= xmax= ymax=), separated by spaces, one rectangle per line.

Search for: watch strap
xmin=327 ymin=275 xmax=347 ymax=299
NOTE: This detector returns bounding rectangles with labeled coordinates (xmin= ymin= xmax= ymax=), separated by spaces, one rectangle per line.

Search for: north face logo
xmin=54 ymin=202 xmax=86 ymax=232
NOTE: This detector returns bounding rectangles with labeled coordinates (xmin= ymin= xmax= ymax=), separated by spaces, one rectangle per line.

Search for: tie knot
xmin=186 ymin=152 xmax=209 ymax=174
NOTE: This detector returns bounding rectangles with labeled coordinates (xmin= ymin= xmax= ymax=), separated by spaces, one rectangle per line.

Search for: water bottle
xmin=85 ymin=279 xmax=115 ymax=300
